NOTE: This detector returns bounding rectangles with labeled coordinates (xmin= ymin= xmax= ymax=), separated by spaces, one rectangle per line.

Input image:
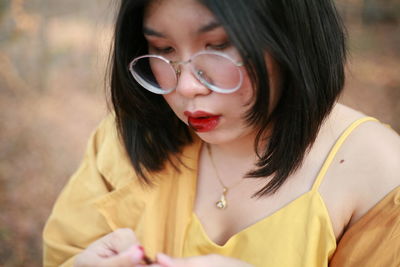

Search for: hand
xmin=74 ymin=228 xmax=145 ymax=267
xmin=150 ymin=253 xmax=254 ymax=267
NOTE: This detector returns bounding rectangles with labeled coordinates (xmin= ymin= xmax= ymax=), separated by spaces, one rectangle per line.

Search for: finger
xmin=155 ymin=253 xmax=187 ymax=267
xmin=105 ymin=228 xmax=140 ymax=253
xmin=99 ymin=245 xmax=144 ymax=267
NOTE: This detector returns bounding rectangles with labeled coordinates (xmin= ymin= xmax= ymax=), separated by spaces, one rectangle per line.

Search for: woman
xmin=43 ymin=0 xmax=400 ymax=266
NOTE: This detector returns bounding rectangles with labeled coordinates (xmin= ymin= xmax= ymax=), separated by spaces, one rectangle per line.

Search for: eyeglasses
xmin=128 ymin=50 xmax=244 ymax=94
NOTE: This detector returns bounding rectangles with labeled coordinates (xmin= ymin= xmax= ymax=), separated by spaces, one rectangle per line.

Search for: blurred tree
xmin=0 ymin=0 xmax=34 ymax=94
xmin=0 ymin=0 xmax=10 ymax=21
xmin=362 ymin=0 xmax=400 ymax=24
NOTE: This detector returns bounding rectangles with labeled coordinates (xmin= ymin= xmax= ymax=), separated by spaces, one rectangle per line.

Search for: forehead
xmin=144 ymin=0 xmax=217 ymax=30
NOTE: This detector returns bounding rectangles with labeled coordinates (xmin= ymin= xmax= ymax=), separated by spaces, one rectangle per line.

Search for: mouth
xmin=184 ymin=111 xmax=220 ymax=132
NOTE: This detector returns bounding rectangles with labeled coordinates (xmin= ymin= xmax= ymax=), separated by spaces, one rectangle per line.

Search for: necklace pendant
xmin=216 ymin=188 xmax=227 ymax=209
xmin=216 ymin=196 xmax=226 ymax=209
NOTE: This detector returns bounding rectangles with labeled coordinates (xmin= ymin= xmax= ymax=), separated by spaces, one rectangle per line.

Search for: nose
xmin=174 ymin=64 xmax=211 ymax=98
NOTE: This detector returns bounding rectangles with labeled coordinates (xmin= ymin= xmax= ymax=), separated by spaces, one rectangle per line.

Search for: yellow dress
xmin=43 ymin=116 xmax=400 ymax=267
xmin=182 ymin=117 xmax=377 ymax=267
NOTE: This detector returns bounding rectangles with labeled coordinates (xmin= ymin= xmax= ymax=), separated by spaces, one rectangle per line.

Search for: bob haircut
xmin=109 ymin=0 xmax=346 ymax=196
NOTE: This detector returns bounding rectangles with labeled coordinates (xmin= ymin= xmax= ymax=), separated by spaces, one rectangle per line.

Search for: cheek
xmin=162 ymin=95 xmax=176 ymax=111
xmin=222 ymin=75 xmax=255 ymax=120
xmin=237 ymin=73 xmax=255 ymax=105
xmin=162 ymin=94 xmax=186 ymax=120
xmin=151 ymin=60 xmax=176 ymax=90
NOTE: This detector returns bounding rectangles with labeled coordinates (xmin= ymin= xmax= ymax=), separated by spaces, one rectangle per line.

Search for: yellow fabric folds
xmin=330 ymin=186 xmax=400 ymax=267
xmin=43 ymin=115 xmax=201 ymax=266
xmin=43 ymin=115 xmax=400 ymax=267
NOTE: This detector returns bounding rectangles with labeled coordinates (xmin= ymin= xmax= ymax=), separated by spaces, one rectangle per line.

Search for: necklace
xmin=206 ymin=144 xmax=244 ymax=209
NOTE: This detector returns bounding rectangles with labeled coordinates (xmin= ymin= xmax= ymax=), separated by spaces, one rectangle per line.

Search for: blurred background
xmin=0 ymin=0 xmax=399 ymax=266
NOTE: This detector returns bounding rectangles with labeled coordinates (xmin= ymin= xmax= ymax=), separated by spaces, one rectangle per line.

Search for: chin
xmin=195 ymin=130 xmax=239 ymax=145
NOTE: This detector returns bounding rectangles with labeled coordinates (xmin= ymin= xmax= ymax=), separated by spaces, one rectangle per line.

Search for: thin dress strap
xmin=311 ymin=117 xmax=379 ymax=192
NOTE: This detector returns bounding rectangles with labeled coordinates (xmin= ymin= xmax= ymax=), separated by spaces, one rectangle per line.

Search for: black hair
xmin=109 ymin=0 xmax=346 ymax=195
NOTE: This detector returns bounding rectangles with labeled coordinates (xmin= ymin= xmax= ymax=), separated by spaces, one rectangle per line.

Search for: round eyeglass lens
xmin=191 ymin=52 xmax=242 ymax=92
xmin=130 ymin=56 xmax=177 ymax=94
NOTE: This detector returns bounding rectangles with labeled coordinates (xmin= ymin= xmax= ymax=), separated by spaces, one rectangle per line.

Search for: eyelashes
xmin=149 ymin=46 xmax=174 ymax=54
xmin=206 ymin=41 xmax=231 ymax=51
xmin=148 ymin=41 xmax=232 ymax=55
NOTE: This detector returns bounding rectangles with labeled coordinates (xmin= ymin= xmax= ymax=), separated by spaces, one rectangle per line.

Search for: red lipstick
xmin=184 ymin=111 xmax=220 ymax=132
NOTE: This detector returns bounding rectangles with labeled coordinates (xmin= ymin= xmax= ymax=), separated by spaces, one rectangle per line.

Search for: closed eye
xmin=206 ymin=41 xmax=231 ymax=51
xmin=149 ymin=45 xmax=174 ymax=55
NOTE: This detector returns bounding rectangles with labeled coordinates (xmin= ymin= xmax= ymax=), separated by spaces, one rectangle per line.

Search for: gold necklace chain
xmin=206 ymin=143 xmax=244 ymax=209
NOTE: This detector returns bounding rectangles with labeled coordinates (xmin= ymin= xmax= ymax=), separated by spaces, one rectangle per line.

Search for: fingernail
xmin=130 ymin=245 xmax=144 ymax=262
xmin=156 ymin=253 xmax=173 ymax=266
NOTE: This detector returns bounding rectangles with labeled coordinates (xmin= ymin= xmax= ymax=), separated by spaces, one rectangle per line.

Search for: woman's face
xmin=143 ymin=0 xmax=280 ymax=145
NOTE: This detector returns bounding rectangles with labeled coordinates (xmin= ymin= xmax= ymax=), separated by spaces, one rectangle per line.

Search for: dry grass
xmin=0 ymin=1 xmax=110 ymax=265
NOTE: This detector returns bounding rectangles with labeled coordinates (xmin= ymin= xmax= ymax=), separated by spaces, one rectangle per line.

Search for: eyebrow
xmin=143 ymin=21 xmax=222 ymax=38
xmin=198 ymin=21 xmax=221 ymax=33
xmin=143 ymin=27 xmax=164 ymax=37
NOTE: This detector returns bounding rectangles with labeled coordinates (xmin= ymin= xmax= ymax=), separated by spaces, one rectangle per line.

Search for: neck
xmin=211 ymin=139 xmax=256 ymax=162
xmin=209 ymin=126 xmax=271 ymax=159
xmin=205 ymin=132 xmax=267 ymax=179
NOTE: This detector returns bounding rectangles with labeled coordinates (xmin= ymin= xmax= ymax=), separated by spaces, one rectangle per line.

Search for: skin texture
xmin=74 ymin=229 xmax=143 ymax=267
xmin=144 ymin=0 xmax=280 ymax=147
xmin=73 ymin=0 xmax=400 ymax=265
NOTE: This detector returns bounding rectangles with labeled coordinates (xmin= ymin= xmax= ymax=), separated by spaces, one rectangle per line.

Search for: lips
xmin=184 ymin=111 xmax=220 ymax=132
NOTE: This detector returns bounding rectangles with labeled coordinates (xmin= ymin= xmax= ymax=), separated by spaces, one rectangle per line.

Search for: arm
xmin=330 ymin=121 xmax=400 ymax=266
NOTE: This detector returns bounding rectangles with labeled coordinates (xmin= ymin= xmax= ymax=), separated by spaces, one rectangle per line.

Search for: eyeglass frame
xmin=128 ymin=50 xmax=245 ymax=95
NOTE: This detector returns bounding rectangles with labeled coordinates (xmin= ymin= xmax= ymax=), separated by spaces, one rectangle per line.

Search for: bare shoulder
xmin=328 ymin=104 xmax=400 ymax=225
